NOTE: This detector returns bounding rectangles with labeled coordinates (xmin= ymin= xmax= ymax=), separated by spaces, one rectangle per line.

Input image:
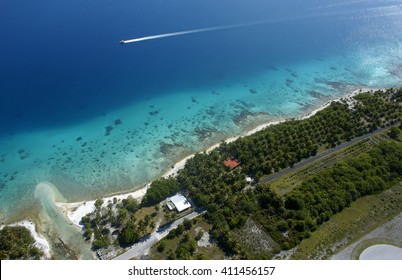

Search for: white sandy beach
xmin=56 ymin=183 xmax=151 ymax=228
xmin=57 ymin=88 xmax=371 ymax=228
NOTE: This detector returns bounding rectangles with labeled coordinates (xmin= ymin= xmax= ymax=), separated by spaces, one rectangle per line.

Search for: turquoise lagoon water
xmin=0 ymin=0 xmax=401 ymax=222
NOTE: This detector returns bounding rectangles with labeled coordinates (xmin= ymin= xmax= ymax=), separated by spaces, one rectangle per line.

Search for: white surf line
xmin=120 ymin=21 xmax=266 ymax=44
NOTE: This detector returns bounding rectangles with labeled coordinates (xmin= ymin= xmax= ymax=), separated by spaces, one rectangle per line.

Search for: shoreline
xmin=55 ymin=87 xmax=371 ymax=228
xmin=9 ymin=87 xmax=376 ymax=257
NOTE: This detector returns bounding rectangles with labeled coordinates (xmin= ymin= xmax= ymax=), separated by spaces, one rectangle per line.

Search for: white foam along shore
xmin=0 ymin=220 xmax=51 ymax=259
xmin=54 ymin=87 xmax=373 ymax=229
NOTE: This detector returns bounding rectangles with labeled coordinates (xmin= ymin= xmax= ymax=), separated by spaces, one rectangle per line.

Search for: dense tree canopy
xmin=0 ymin=226 xmax=44 ymax=260
xmin=142 ymin=177 xmax=180 ymax=207
xmin=278 ymin=141 xmax=402 ymax=247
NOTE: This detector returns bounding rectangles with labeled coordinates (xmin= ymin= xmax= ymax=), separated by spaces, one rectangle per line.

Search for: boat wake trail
xmin=120 ymin=21 xmax=267 ymax=44
xmin=120 ymin=3 xmax=402 ymax=45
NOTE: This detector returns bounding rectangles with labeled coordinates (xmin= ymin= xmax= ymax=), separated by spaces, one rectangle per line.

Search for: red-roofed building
xmin=224 ymin=158 xmax=240 ymax=169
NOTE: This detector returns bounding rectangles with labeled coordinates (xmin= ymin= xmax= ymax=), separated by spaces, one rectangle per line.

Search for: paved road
xmin=260 ymin=124 xmax=396 ymax=185
xmin=113 ymin=210 xmax=202 ymax=260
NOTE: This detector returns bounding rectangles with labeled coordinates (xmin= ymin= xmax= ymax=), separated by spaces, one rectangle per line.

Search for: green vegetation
xmin=277 ymin=141 xmax=402 ymax=248
xmin=268 ymin=137 xmax=378 ymax=196
xmin=292 ymin=181 xmax=402 ymax=259
xmin=193 ymin=140 xmax=401 ymax=258
xmin=0 ymin=226 xmax=44 ymax=260
xmin=81 ymin=195 xmax=160 ymax=251
xmin=150 ymin=218 xmax=224 ymax=260
xmin=389 ymin=126 xmax=401 ymax=140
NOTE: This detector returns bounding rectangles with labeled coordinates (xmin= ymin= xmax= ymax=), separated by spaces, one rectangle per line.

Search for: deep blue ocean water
xmin=1 ymin=0 xmax=399 ymax=133
xmin=0 ymin=0 xmax=401 ymax=221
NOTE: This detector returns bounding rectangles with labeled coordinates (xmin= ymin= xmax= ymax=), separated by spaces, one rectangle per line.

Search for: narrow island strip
xmin=55 ymin=88 xmax=372 ymax=228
